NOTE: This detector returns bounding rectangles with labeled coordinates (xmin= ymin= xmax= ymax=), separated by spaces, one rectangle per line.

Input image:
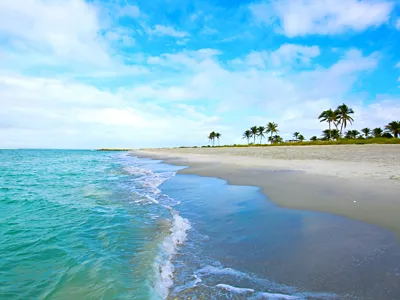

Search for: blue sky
xmin=1 ymin=0 xmax=400 ymax=148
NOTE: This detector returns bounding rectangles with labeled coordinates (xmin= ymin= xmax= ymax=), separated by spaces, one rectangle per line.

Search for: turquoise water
xmin=0 ymin=150 xmax=185 ymax=299
xmin=1 ymin=150 xmax=400 ymax=300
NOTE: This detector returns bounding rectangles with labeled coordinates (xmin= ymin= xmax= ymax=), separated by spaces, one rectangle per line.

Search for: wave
xmin=154 ymin=209 xmax=191 ymax=299
xmin=172 ymin=265 xmax=337 ymax=299
xmin=122 ymin=158 xmax=191 ymax=299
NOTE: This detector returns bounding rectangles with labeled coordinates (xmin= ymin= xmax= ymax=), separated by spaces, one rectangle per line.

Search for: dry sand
xmin=134 ymin=145 xmax=400 ymax=236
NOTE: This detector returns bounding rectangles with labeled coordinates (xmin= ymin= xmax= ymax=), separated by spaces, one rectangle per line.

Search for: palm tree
xmin=361 ymin=127 xmax=371 ymax=138
xmin=322 ymin=129 xmax=331 ymax=140
xmin=242 ymin=130 xmax=252 ymax=145
xmin=345 ymin=130 xmax=359 ymax=139
xmin=331 ymin=129 xmax=340 ymax=140
xmin=215 ymin=133 xmax=221 ymax=146
xmin=208 ymin=131 xmax=216 ymax=146
xmin=293 ymin=132 xmax=300 ymax=141
xmin=257 ymin=126 xmax=266 ymax=144
xmin=318 ymin=109 xmax=338 ymax=140
xmin=333 ymin=110 xmax=340 ymax=130
xmin=298 ymin=134 xmax=305 ymax=142
xmin=250 ymin=126 xmax=258 ymax=144
xmin=382 ymin=132 xmax=394 ymax=138
xmin=269 ymin=135 xmax=283 ymax=144
xmin=336 ymin=104 xmax=355 ymax=134
xmin=266 ymin=122 xmax=279 ymax=144
xmin=385 ymin=121 xmax=400 ymax=138
xmin=372 ymin=127 xmax=383 ymax=138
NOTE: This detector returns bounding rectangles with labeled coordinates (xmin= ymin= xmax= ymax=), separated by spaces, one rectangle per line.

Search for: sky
xmin=1 ymin=0 xmax=400 ymax=149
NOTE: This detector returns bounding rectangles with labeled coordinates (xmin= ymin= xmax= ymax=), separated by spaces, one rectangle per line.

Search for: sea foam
xmin=125 ymin=161 xmax=191 ymax=299
xmin=154 ymin=210 xmax=191 ymax=299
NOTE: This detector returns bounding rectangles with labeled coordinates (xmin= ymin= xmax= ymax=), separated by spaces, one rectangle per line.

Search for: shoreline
xmin=133 ymin=145 xmax=400 ymax=237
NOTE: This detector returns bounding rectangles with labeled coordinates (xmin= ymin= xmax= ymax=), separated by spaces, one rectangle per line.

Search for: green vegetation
xmin=205 ymin=104 xmax=399 ymax=148
xmin=198 ymin=138 xmax=399 ymax=148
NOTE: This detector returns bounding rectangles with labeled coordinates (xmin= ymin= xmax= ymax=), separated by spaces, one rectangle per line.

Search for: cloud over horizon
xmin=0 ymin=0 xmax=400 ymax=148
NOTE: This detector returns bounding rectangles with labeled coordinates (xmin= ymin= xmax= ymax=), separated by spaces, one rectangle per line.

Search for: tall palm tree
xmin=336 ymin=104 xmax=355 ymax=134
xmin=293 ymin=132 xmax=300 ymax=141
xmin=372 ymin=127 xmax=383 ymax=138
xmin=208 ymin=131 xmax=216 ymax=146
xmin=266 ymin=122 xmax=279 ymax=144
xmin=215 ymin=133 xmax=221 ymax=146
xmin=298 ymin=134 xmax=305 ymax=142
xmin=385 ymin=121 xmax=400 ymax=138
xmin=242 ymin=130 xmax=252 ymax=144
xmin=332 ymin=110 xmax=340 ymax=130
xmin=250 ymin=126 xmax=258 ymax=144
xmin=318 ymin=109 xmax=337 ymax=140
xmin=361 ymin=127 xmax=371 ymax=138
xmin=257 ymin=126 xmax=266 ymax=144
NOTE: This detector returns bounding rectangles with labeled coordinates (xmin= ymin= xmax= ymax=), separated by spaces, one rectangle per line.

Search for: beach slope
xmin=134 ymin=145 xmax=400 ymax=236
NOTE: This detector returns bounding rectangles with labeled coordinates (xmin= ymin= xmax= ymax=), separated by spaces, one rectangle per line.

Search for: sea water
xmin=1 ymin=150 xmax=400 ymax=300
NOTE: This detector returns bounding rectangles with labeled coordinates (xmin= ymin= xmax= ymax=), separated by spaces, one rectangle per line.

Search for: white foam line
xmin=154 ymin=209 xmax=191 ymax=299
xmin=256 ymin=292 xmax=302 ymax=299
xmin=216 ymin=284 xmax=255 ymax=294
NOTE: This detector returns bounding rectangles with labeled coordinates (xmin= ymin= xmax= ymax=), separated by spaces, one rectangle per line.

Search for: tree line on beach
xmin=207 ymin=103 xmax=400 ymax=146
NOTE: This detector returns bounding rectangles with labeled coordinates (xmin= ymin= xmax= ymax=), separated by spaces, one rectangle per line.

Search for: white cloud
xmin=0 ymin=74 xmax=221 ymax=148
xmin=150 ymin=25 xmax=189 ymax=38
xmin=0 ymin=0 xmax=109 ymax=65
xmin=105 ymin=28 xmax=136 ymax=46
xmin=0 ymin=46 xmax=394 ymax=147
xmin=121 ymin=35 xmax=136 ymax=46
xmin=234 ymin=44 xmax=320 ymax=69
xmin=118 ymin=4 xmax=140 ymax=18
xmin=250 ymin=0 xmax=394 ymax=37
xmin=270 ymin=44 xmax=321 ymax=66
xmin=0 ymin=0 xmax=146 ymax=79
xmin=125 ymin=47 xmax=385 ymax=142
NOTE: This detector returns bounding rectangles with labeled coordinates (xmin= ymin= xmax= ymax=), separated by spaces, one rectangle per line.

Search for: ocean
xmin=1 ymin=150 xmax=400 ymax=299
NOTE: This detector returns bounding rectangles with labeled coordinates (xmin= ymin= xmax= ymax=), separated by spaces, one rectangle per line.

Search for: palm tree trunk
xmin=329 ymin=121 xmax=331 ymax=140
xmin=270 ymin=132 xmax=273 ymax=144
xmin=253 ymin=136 xmax=256 ymax=144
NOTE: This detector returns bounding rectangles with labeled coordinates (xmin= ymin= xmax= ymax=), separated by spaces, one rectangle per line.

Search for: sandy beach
xmin=134 ymin=145 xmax=400 ymax=236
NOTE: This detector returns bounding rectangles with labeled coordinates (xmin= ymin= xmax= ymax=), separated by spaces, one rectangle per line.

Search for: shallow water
xmin=1 ymin=150 xmax=400 ymax=299
xmin=161 ymin=174 xmax=400 ymax=299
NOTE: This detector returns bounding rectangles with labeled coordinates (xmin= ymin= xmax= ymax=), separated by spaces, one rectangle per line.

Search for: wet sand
xmin=134 ymin=145 xmax=400 ymax=237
